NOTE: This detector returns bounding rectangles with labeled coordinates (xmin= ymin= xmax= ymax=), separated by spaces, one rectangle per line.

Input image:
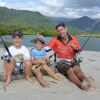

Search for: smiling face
xmin=35 ymin=40 xmax=45 ymax=50
xmin=12 ymin=35 xmax=23 ymax=48
xmin=56 ymin=26 xmax=68 ymax=38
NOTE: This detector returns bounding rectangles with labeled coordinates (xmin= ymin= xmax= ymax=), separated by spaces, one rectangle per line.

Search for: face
xmin=12 ymin=35 xmax=23 ymax=47
xmin=56 ymin=26 xmax=67 ymax=38
xmin=35 ymin=40 xmax=45 ymax=50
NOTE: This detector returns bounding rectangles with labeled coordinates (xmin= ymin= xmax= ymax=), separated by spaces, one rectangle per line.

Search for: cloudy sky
xmin=0 ymin=0 xmax=100 ymax=18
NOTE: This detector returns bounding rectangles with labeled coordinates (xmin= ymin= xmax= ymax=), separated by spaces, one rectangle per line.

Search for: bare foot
xmin=26 ymin=78 xmax=35 ymax=84
xmin=80 ymin=78 xmax=91 ymax=90
xmin=42 ymin=82 xmax=50 ymax=88
xmin=3 ymin=78 xmax=11 ymax=92
xmin=3 ymin=85 xmax=6 ymax=92
xmin=80 ymin=84 xmax=91 ymax=90
xmin=54 ymin=76 xmax=61 ymax=81
xmin=4 ymin=78 xmax=11 ymax=87
xmin=84 ymin=76 xmax=94 ymax=86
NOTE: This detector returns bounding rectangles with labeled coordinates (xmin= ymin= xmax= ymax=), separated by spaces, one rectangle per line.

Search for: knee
xmin=24 ymin=61 xmax=32 ymax=67
xmin=9 ymin=58 xmax=15 ymax=64
xmin=67 ymin=68 xmax=74 ymax=75
xmin=42 ymin=65 xmax=48 ymax=71
xmin=73 ymin=66 xmax=81 ymax=73
xmin=35 ymin=72 xmax=41 ymax=78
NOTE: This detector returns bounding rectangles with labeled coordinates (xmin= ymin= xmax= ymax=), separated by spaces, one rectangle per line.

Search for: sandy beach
xmin=0 ymin=47 xmax=100 ymax=100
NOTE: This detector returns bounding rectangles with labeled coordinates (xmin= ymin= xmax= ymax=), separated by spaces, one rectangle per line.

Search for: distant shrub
xmin=40 ymin=29 xmax=57 ymax=37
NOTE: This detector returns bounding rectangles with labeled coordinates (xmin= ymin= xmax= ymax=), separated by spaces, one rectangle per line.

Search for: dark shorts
xmin=12 ymin=63 xmax=24 ymax=75
xmin=56 ymin=59 xmax=80 ymax=76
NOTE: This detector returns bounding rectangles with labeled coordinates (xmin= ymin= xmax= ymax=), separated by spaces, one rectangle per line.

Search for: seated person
xmin=3 ymin=30 xmax=33 ymax=88
xmin=46 ymin=23 xmax=91 ymax=90
xmin=30 ymin=35 xmax=60 ymax=87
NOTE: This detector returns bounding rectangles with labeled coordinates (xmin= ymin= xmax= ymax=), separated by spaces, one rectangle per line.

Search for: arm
xmin=43 ymin=46 xmax=52 ymax=52
xmin=71 ymin=36 xmax=81 ymax=53
xmin=30 ymin=49 xmax=47 ymax=65
xmin=22 ymin=47 xmax=30 ymax=61
xmin=47 ymin=37 xmax=57 ymax=49
xmin=30 ymin=57 xmax=46 ymax=65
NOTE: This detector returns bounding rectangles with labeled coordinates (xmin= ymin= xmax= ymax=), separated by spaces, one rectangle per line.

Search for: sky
xmin=0 ymin=0 xmax=100 ymax=18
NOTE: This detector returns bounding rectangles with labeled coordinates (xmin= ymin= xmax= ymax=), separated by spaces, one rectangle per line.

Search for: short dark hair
xmin=55 ymin=23 xmax=65 ymax=30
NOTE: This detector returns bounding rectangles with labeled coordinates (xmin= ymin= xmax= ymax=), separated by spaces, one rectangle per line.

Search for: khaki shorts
xmin=32 ymin=64 xmax=43 ymax=74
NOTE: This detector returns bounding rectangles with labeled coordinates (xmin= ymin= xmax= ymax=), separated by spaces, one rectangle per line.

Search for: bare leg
xmin=67 ymin=68 xmax=82 ymax=87
xmin=3 ymin=61 xmax=7 ymax=80
xmin=42 ymin=64 xmax=60 ymax=80
xmin=67 ymin=68 xmax=90 ymax=90
xmin=34 ymin=71 xmax=49 ymax=87
xmin=73 ymin=66 xmax=85 ymax=82
xmin=73 ymin=66 xmax=91 ymax=90
xmin=4 ymin=58 xmax=14 ymax=87
xmin=24 ymin=61 xmax=34 ymax=83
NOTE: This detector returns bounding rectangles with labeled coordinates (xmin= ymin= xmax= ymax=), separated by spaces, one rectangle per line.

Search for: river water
xmin=0 ymin=35 xmax=100 ymax=51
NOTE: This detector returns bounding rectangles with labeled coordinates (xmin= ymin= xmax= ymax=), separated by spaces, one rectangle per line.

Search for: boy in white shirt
xmin=3 ymin=30 xmax=33 ymax=87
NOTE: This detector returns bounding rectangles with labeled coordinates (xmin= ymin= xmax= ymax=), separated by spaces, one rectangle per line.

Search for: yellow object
xmin=32 ymin=64 xmax=42 ymax=74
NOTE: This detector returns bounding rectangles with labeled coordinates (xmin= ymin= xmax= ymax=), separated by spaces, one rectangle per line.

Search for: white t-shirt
xmin=5 ymin=45 xmax=30 ymax=62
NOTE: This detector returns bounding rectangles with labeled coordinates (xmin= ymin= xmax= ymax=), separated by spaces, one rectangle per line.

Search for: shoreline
xmin=1 ymin=34 xmax=100 ymax=38
xmin=0 ymin=48 xmax=100 ymax=100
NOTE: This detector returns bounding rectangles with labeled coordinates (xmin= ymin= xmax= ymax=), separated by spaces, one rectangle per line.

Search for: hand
xmin=70 ymin=44 xmax=78 ymax=50
xmin=41 ymin=59 xmax=47 ymax=65
xmin=20 ymin=57 xmax=24 ymax=62
xmin=45 ymin=58 xmax=50 ymax=62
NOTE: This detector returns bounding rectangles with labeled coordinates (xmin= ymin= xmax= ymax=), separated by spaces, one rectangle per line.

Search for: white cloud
xmin=0 ymin=0 xmax=100 ymax=18
xmin=41 ymin=0 xmax=64 ymax=7
xmin=0 ymin=0 xmax=6 ymax=6
xmin=63 ymin=8 xmax=81 ymax=18
xmin=93 ymin=13 xmax=100 ymax=18
xmin=66 ymin=12 xmax=81 ymax=18
xmin=32 ymin=6 xmax=49 ymax=13
xmin=1 ymin=1 xmax=37 ymax=10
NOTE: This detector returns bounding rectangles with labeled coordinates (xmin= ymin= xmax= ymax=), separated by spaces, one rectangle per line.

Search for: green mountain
xmin=0 ymin=7 xmax=57 ymax=26
xmin=0 ymin=6 xmax=58 ymax=34
xmin=0 ymin=6 xmax=100 ymax=35
xmin=54 ymin=16 xmax=100 ymax=33
xmin=49 ymin=17 xmax=75 ymax=21
xmin=65 ymin=16 xmax=95 ymax=30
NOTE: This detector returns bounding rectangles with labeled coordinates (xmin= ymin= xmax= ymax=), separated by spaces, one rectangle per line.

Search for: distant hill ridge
xmin=65 ymin=16 xmax=95 ymax=30
xmin=50 ymin=16 xmax=100 ymax=33
xmin=0 ymin=6 xmax=100 ymax=34
xmin=0 ymin=6 xmax=57 ymax=27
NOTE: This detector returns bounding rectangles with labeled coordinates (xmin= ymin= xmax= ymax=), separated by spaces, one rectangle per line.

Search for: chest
xmin=55 ymin=40 xmax=74 ymax=52
xmin=10 ymin=48 xmax=25 ymax=56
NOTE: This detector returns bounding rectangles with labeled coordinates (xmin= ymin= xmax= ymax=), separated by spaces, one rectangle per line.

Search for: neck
xmin=13 ymin=45 xmax=21 ymax=49
xmin=61 ymin=34 xmax=68 ymax=40
xmin=61 ymin=34 xmax=69 ymax=44
xmin=36 ymin=48 xmax=42 ymax=51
